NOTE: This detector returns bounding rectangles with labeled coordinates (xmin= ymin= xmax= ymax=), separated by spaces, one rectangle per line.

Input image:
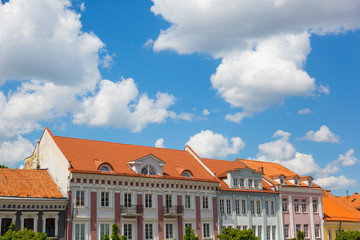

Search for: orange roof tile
xmin=0 ymin=169 xmax=64 ymax=198
xmin=336 ymin=194 xmax=360 ymax=210
xmin=323 ymin=190 xmax=360 ymax=222
xmin=48 ymin=130 xmax=216 ymax=182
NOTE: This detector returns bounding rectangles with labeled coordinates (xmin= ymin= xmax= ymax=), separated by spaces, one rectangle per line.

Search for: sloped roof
xmin=323 ymin=190 xmax=360 ymax=222
xmin=336 ymin=194 xmax=360 ymax=210
xmin=0 ymin=169 xmax=64 ymax=198
xmin=200 ymin=158 xmax=276 ymax=193
xmin=46 ymin=129 xmax=216 ymax=182
xmin=238 ymin=159 xmax=320 ymax=188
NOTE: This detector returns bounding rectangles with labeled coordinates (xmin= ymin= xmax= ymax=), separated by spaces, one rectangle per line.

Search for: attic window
xmin=141 ymin=165 xmax=157 ymax=175
xmin=280 ymin=179 xmax=285 ymax=185
xmin=294 ymin=179 xmax=299 ymax=186
xmin=99 ymin=164 xmax=112 ymax=172
xmin=181 ymin=170 xmax=193 ymax=178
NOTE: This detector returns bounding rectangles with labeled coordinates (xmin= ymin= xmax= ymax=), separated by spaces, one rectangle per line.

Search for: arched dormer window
xmin=98 ymin=164 xmax=113 ymax=172
xmin=181 ymin=170 xmax=193 ymax=178
xmin=141 ymin=165 xmax=157 ymax=175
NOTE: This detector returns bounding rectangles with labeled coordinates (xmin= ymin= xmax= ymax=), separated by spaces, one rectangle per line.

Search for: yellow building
xmin=322 ymin=190 xmax=360 ymax=240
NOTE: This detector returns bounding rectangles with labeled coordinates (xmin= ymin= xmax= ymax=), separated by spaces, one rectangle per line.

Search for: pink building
xmin=239 ymin=160 xmax=323 ymax=240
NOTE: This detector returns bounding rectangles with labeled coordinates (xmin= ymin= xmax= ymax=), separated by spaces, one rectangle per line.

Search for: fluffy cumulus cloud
xmin=303 ymin=125 xmax=340 ymax=143
xmin=155 ymin=138 xmax=165 ymax=148
xmin=0 ymin=136 xmax=34 ymax=167
xmin=298 ymin=108 xmax=312 ymax=115
xmin=73 ymin=79 xmax=175 ymax=132
xmin=315 ymin=175 xmax=357 ymax=191
xmin=150 ymin=0 xmax=360 ymax=121
xmin=256 ymin=130 xmax=357 ymax=190
xmin=186 ymin=130 xmax=245 ymax=159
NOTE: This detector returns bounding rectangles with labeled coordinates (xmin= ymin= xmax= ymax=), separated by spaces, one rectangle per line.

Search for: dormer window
xmin=98 ymin=164 xmax=113 ymax=172
xmin=280 ymin=179 xmax=285 ymax=185
xmin=181 ymin=170 xmax=193 ymax=178
xmin=141 ymin=165 xmax=157 ymax=175
xmin=294 ymin=179 xmax=299 ymax=186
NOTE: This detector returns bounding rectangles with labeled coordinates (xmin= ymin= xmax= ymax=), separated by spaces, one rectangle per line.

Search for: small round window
xmin=99 ymin=164 xmax=112 ymax=172
xmin=141 ymin=165 xmax=157 ymax=175
xmin=181 ymin=170 xmax=192 ymax=178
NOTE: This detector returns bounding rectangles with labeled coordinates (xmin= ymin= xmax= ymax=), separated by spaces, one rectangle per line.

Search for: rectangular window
xmin=185 ymin=195 xmax=191 ymax=209
xmin=165 ymin=223 xmax=173 ymax=239
xmin=296 ymin=224 xmax=301 ymax=234
xmin=24 ymin=218 xmax=34 ymax=230
xmin=101 ymin=192 xmax=110 ymax=207
xmin=220 ymin=199 xmax=225 ymax=214
xmin=258 ymin=226 xmax=262 ymax=239
xmin=242 ymin=199 xmax=247 ymax=214
xmin=243 ymin=226 xmax=247 ymax=230
xmin=203 ymin=196 xmax=209 ymax=209
xmin=233 ymin=178 xmax=238 ymax=187
xmin=45 ymin=218 xmax=55 ymax=237
xmin=236 ymin=226 xmax=241 ymax=230
xmin=271 ymin=201 xmax=275 ymax=215
xmin=1 ymin=218 xmax=12 ymax=236
xmin=272 ymin=226 xmax=276 ymax=240
xmin=294 ymin=199 xmax=299 ymax=213
xmin=145 ymin=224 xmax=153 ymax=240
xmin=124 ymin=224 xmax=132 ymax=240
xmin=267 ymin=226 xmax=271 ymax=240
xmin=284 ymin=225 xmax=289 ymax=239
xmin=335 ymin=229 xmax=339 ymax=237
xmin=251 ymin=200 xmax=255 ymax=215
xmin=226 ymin=199 xmax=231 ymax=214
xmin=76 ymin=190 xmax=85 ymax=206
xmin=185 ymin=223 xmax=192 ymax=229
xmin=304 ymin=224 xmax=309 ymax=238
xmin=282 ymin=198 xmax=288 ymax=212
xmin=203 ymin=223 xmax=210 ymax=238
xmin=256 ymin=201 xmax=261 ymax=215
xmin=328 ymin=229 xmax=333 ymax=240
xmin=252 ymin=226 xmax=256 ymax=236
xmin=235 ymin=200 xmax=240 ymax=214
xmin=315 ymin=224 xmax=320 ymax=238
xmin=145 ymin=194 xmax=152 ymax=208
xmin=165 ymin=194 xmax=172 ymax=208
xmin=254 ymin=179 xmax=259 ymax=188
xmin=265 ymin=201 xmax=269 ymax=215
xmin=302 ymin=199 xmax=307 ymax=213
xmin=313 ymin=200 xmax=318 ymax=213
xmin=75 ymin=223 xmax=85 ymax=240
xmin=100 ymin=224 xmax=110 ymax=240
xmin=249 ymin=179 xmax=253 ymax=188
xmin=124 ymin=193 xmax=132 ymax=207
xmin=239 ymin=178 xmax=244 ymax=187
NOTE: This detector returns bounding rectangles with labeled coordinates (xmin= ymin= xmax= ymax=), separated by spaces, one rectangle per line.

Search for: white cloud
xmin=298 ymin=108 xmax=312 ymax=115
xmin=155 ymin=138 xmax=165 ymax=148
xmin=303 ymin=125 xmax=340 ymax=143
xmin=73 ymin=78 xmax=176 ymax=132
xmin=80 ymin=2 xmax=85 ymax=11
xmin=202 ymin=109 xmax=210 ymax=116
xmin=150 ymin=0 xmax=360 ymax=121
xmin=186 ymin=130 xmax=245 ymax=159
xmin=338 ymin=149 xmax=359 ymax=166
xmin=315 ymin=175 xmax=357 ymax=190
xmin=0 ymin=0 xmax=103 ymax=89
xmin=0 ymin=136 xmax=34 ymax=167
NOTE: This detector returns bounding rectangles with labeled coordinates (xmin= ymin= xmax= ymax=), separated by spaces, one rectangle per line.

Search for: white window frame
xmin=124 ymin=193 xmax=132 ymax=207
xmin=251 ymin=200 xmax=255 ymax=215
xmin=123 ymin=223 xmax=133 ymax=240
xmin=220 ymin=199 xmax=225 ymax=214
xmin=282 ymin=198 xmax=288 ymax=212
xmin=284 ymin=225 xmax=289 ymax=239
xmin=145 ymin=223 xmax=154 ymax=240
xmin=185 ymin=195 xmax=191 ymax=209
xmin=202 ymin=196 xmax=209 ymax=209
xmin=304 ymin=224 xmax=309 ymax=238
xmin=74 ymin=222 xmax=87 ymax=240
xmin=302 ymin=199 xmax=307 ymax=213
xmin=75 ymin=190 xmax=86 ymax=207
xmin=241 ymin=199 xmax=247 ymax=215
xmin=226 ymin=199 xmax=231 ymax=214
xmin=315 ymin=224 xmax=320 ymax=238
xmin=20 ymin=212 xmax=38 ymax=232
xmin=100 ymin=191 xmax=111 ymax=208
xmin=294 ymin=199 xmax=299 ymax=213
xmin=256 ymin=200 xmax=261 ymax=215
xmin=271 ymin=201 xmax=275 ymax=215
xmin=235 ymin=200 xmax=240 ymax=215
xmin=203 ymin=223 xmax=211 ymax=239
xmin=145 ymin=193 xmax=153 ymax=208
xmin=165 ymin=223 xmax=174 ymax=240
xmin=42 ymin=212 xmax=59 ymax=237
xmin=0 ymin=212 xmax=16 ymax=236
xmin=272 ymin=226 xmax=276 ymax=240
xmin=100 ymin=223 xmax=111 ymax=240
xmin=313 ymin=200 xmax=318 ymax=213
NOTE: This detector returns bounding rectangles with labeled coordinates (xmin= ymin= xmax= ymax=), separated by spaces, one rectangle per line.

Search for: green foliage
xmin=217 ymin=227 xmax=259 ymax=240
xmin=0 ymin=223 xmax=49 ymax=240
xmin=183 ymin=226 xmax=199 ymax=240
xmin=0 ymin=164 xmax=8 ymax=168
xmin=335 ymin=229 xmax=360 ymax=240
xmin=296 ymin=230 xmax=305 ymax=240
xmin=120 ymin=236 xmax=127 ymax=240
xmin=111 ymin=223 xmax=120 ymax=240
xmin=104 ymin=234 xmax=110 ymax=240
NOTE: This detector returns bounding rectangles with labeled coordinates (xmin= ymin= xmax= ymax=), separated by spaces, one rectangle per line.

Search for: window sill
xmin=99 ymin=207 xmax=113 ymax=211
xmin=144 ymin=208 xmax=156 ymax=211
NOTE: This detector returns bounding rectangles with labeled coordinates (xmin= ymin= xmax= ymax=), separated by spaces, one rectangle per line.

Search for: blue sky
xmin=0 ymin=0 xmax=359 ymax=195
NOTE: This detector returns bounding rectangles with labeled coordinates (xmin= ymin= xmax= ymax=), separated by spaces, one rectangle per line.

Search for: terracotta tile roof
xmin=0 ymin=169 xmax=64 ymax=198
xmin=336 ymin=194 xmax=360 ymax=210
xmin=47 ymin=129 xmax=216 ymax=182
xmin=323 ymin=190 xmax=360 ymax=222
xmin=200 ymin=158 xmax=277 ymax=193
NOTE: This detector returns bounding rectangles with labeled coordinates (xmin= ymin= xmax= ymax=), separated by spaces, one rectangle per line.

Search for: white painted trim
xmin=185 ymin=146 xmax=215 ymax=178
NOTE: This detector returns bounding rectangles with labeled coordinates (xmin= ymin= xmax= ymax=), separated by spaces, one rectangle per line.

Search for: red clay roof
xmin=200 ymin=158 xmax=276 ymax=193
xmin=0 ymin=169 xmax=64 ymax=198
xmin=323 ymin=190 xmax=360 ymax=222
xmin=336 ymin=194 xmax=360 ymax=210
xmin=47 ymin=129 xmax=216 ymax=182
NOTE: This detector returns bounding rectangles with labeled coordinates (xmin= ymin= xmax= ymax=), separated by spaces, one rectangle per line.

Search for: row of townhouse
xmin=1 ymin=128 xmax=359 ymax=240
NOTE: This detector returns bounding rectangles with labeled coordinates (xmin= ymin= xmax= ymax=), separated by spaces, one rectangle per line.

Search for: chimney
xmin=354 ymin=192 xmax=358 ymax=195
xmin=258 ymin=167 xmax=264 ymax=174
